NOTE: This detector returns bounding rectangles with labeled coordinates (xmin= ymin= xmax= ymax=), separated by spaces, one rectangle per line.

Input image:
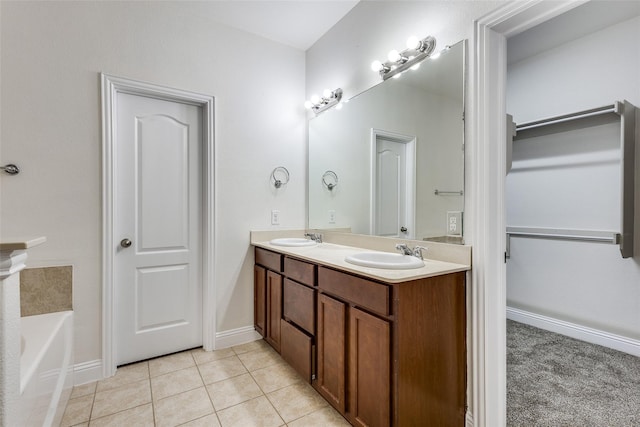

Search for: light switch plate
xmin=271 ymin=210 xmax=280 ymax=225
xmin=447 ymin=211 xmax=462 ymax=236
xmin=328 ymin=210 xmax=336 ymax=224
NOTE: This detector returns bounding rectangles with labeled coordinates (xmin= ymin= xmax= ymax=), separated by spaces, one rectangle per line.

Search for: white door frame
xmin=470 ymin=1 xmax=586 ymax=425
xmin=369 ymin=128 xmax=416 ymax=238
xmin=101 ymin=74 xmax=216 ymax=378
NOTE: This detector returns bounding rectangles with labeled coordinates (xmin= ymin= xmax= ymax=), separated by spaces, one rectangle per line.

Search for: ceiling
xmin=508 ymin=0 xmax=640 ymax=64
xmin=205 ymin=1 xmax=359 ymax=51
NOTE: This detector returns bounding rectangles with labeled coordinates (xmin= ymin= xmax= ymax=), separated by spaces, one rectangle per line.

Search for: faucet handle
xmin=413 ymin=246 xmax=427 ymax=259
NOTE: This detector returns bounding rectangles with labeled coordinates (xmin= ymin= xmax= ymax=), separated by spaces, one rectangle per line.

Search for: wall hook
xmin=271 ymin=166 xmax=290 ymax=188
xmin=322 ymin=170 xmax=339 ymax=190
xmin=1 ymin=164 xmax=20 ymax=175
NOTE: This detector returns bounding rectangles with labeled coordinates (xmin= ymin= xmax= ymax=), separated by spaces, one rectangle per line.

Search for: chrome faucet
xmin=395 ymin=243 xmax=427 ymax=260
xmin=304 ymin=232 xmax=323 ymax=243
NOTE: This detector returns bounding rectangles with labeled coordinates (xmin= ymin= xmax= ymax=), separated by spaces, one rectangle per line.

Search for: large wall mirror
xmin=308 ymin=40 xmax=466 ymax=244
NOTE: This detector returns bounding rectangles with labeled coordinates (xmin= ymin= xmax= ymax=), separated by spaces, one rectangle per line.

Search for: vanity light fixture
xmin=371 ymin=35 xmax=437 ymax=80
xmin=304 ymin=88 xmax=343 ymax=115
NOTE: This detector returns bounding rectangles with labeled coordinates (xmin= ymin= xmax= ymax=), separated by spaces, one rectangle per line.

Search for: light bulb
xmin=430 ymin=51 xmax=441 ymax=60
xmin=310 ymin=94 xmax=320 ymax=105
xmin=388 ymin=50 xmax=401 ymax=62
xmin=371 ymin=60 xmax=383 ymax=72
xmin=406 ymin=36 xmax=421 ymax=50
xmin=304 ymin=100 xmax=313 ymax=109
xmin=323 ymin=89 xmax=333 ymax=99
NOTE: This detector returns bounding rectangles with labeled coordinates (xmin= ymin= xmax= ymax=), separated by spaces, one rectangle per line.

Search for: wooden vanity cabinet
xmin=280 ymin=257 xmax=317 ymax=382
xmin=316 ymin=266 xmax=466 ymax=427
xmin=255 ymin=247 xmax=466 ymax=427
xmin=316 ymin=268 xmax=391 ymax=427
xmin=256 ymin=248 xmax=318 ymax=381
xmin=254 ymin=248 xmax=283 ymax=352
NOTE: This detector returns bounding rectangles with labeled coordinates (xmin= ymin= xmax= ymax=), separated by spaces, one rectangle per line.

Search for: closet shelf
xmin=505 ymin=227 xmax=620 ymax=259
xmin=508 ymin=100 xmax=637 ymax=259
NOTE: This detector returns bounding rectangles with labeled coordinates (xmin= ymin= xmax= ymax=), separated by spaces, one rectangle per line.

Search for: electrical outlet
xmin=447 ymin=211 xmax=462 ymax=236
xmin=271 ymin=210 xmax=280 ymax=225
xmin=328 ymin=210 xmax=336 ymax=224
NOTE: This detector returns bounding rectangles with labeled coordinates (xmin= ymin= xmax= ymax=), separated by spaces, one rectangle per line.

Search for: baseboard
xmin=507 ymin=307 xmax=640 ymax=357
xmin=73 ymin=359 xmax=103 ymax=385
xmin=215 ymin=325 xmax=262 ymax=349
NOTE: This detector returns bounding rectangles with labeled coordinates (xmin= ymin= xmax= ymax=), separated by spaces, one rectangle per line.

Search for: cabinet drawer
xmin=284 ymin=257 xmax=316 ymax=287
xmin=255 ymin=247 xmax=282 ymax=272
xmin=318 ymin=267 xmax=390 ymax=316
xmin=280 ymin=320 xmax=313 ymax=383
xmin=283 ymin=278 xmax=315 ymax=335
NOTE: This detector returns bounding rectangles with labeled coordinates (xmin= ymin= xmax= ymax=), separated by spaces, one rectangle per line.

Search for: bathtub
xmin=19 ymin=311 xmax=74 ymax=427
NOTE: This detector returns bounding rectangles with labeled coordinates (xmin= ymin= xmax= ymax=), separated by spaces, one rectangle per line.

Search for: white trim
xmin=507 ymin=307 xmax=640 ymax=357
xmin=215 ymin=326 xmax=262 ymax=349
xmin=470 ymin=2 xmax=585 ymax=426
xmin=73 ymin=359 xmax=103 ymax=386
xmin=369 ymin=128 xmax=417 ymax=239
xmin=101 ymin=74 xmax=216 ymax=378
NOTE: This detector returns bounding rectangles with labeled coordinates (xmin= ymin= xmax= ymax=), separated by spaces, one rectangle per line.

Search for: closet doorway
xmin=504 ymin=2 xmax=640 ymax=424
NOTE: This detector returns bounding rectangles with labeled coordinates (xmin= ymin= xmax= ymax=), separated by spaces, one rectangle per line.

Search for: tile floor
xmin=62 ymin=340 xmax=350 ymax=427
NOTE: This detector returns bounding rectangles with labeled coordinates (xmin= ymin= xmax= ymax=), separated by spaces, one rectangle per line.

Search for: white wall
xmin=506 ymin=16 xmax=640 ymax=339
xmin=0 ymin=2 xmax=306 ymax=365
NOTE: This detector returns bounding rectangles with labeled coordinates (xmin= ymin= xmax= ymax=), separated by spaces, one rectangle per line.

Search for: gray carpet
xmin=507 ymin=320 xmax=640 ymax=426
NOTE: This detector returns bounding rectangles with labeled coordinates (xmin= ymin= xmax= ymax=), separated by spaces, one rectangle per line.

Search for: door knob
xmin=400 ymin=227 xmax=407 ymax=233
xmin=120 ymin=238 xmax=132 ymax=248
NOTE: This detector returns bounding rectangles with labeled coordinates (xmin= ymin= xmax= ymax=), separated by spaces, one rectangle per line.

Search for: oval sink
xmin=345 ymin=252 xmax=425 ymax=270
xmin=270 ymin=238 xmax=317 ymax=247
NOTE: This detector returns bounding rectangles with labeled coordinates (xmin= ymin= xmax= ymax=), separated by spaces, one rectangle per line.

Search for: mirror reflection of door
xmin=371 ymin=129 xmax=415 ymax=239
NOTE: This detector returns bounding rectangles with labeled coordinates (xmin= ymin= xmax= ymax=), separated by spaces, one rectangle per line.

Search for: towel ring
xmin=322 ymin=170 xmax=339 ymax=190
xmin=0 ymin=164 xmax=19 ymax=175
xmin=271 ymin=166 xmax=290 ymax=188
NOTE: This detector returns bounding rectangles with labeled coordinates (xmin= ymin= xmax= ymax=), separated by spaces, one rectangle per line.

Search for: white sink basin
xmin=344 ymin=252 xmax=425 ymax=270
xmin=270 ymin=238 xmax=317 ymax=247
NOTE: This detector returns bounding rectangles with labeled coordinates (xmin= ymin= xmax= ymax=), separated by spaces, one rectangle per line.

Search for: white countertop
xmin=252 ymin=240 xmax=470 ymax=283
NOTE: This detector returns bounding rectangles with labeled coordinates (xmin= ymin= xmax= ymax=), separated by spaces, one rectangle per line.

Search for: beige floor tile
xmin=149 ymin=350 xmax=196 ymax=377
xmin=206 ymin=373 xmax=263 ymax=410
xmin=96 ymin=361 xmax=149 ymax=393
xmin=154 ymin=387 xmax=214 ymax=427
xmin=250 ymin=362 xmax=302 ymax=394
xmin=197 ymin=355 xmax=248 ymax=384
xmin=70 ymin=382 xmax=97 ymax=399
xmin=287 ymin=406 xmax=350 ymax=427
xmin=91 ymin=378 xmax=151 ymax=419
xmin=88 ymin=403 xmax=154 ymax=427
xmin=61 ymin=394 xmax=94 ymax=427
xmin=151 ymin=366 xmax=204 ymax=401
xmin=266 ymin=382 xmax=327 ymax=423
xmin=216 ymin=395 xmax=283 ymax=427
xmin=231 ymin=339 xmax=270 ymax=355
xmin=178 ymin=413 xmax=222 ymax=426
xmin=191 ymin=347 xmax=236 ymax=365
xmin=236 ymin=346 xmax=282 ymax=372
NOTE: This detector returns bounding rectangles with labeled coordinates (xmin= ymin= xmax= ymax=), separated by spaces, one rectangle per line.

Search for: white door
xmin=115 ymin=92 xmax=202 ymax=365
xmin=372 ymin=132 xmax=415 ymax=238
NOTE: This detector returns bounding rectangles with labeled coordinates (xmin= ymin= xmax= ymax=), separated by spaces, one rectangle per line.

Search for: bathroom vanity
xmin=252 ymin=232 xmax=470 ymax=427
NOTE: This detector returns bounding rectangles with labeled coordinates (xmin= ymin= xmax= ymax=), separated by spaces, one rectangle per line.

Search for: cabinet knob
xmin=120 ymin=238 xmax=132 ymax=248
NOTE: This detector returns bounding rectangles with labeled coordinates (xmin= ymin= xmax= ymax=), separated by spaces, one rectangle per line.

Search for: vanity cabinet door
xmin=265 ymin=270 xmax=283 ymax=353
xmin=253 ymin=265 xmax=266 ymax=337
xmin=348 ymin=307 xmax=390 ymax=427
xmin=316 ymin=293 xmax=347 ymax=413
